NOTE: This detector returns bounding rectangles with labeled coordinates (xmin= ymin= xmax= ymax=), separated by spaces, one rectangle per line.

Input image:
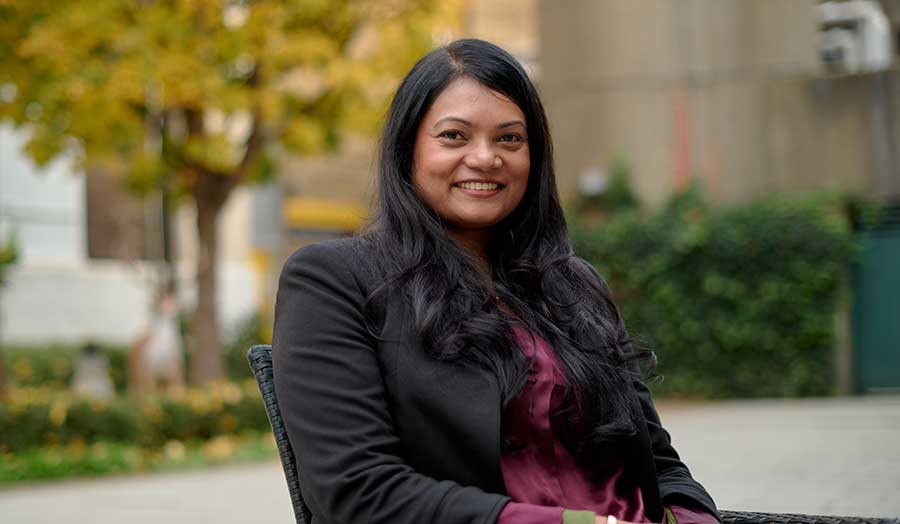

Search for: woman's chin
xmin=448 ymin=214 xmax=505 ymax=231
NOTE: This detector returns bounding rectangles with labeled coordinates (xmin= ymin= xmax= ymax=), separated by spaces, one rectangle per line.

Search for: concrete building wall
xmin=465 ymin=0 xmax=538 ymax=72
xmin=539 ymin=0 xmax=899 ymax=206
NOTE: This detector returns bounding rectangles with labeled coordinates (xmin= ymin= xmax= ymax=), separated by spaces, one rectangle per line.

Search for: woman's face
xmin=412 ymin=77 xmax=530 ymax=243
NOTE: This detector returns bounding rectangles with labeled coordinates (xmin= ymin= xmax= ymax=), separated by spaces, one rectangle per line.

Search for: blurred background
xmin=0 ymin=1 xmax=899 ymax=522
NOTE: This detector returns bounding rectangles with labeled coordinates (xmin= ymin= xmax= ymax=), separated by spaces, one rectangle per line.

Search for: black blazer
xmin=272 ymin=238 xmax=719 ymax=524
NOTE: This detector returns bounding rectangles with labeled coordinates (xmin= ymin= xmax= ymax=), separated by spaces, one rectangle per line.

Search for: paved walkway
xmin=661 ymin=395 xmax=900 ymax=518
xmin=1 ymin=396 xmax=898 ymax=523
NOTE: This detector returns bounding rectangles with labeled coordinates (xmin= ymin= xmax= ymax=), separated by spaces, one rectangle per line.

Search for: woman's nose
xmin=465 ymin=142 xmax=502 ymax=171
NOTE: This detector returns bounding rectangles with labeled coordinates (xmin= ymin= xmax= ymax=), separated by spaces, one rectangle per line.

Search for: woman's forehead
xmin=423 ymin=77 xmax=525 ymax=126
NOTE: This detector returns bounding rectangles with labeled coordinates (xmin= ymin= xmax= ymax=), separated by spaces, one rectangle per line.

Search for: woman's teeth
xmin=457 ymin=182 xmax=499 ymax=190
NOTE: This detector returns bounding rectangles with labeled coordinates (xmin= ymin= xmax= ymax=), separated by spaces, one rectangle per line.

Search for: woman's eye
xmin=499 ymin=134 xmax=524 ymax=143
xmin=438 ymin=130 xmax=464 ymax=141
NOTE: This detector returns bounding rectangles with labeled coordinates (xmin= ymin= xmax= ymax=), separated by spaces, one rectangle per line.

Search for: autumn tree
xmin=0 ymin=0 xmax=457 ymax=384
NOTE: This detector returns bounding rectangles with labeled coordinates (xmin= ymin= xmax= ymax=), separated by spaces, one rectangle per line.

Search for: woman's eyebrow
xmin=498 ymin=120 xmax=526 ymax=129
xmin=432 ymin=117 xmax=526 ymax=129
xmin=433 ymin=116 xmax=472 ymax=129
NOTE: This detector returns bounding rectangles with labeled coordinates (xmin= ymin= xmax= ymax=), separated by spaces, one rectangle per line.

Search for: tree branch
xmin=233 ymin=112 xmax=263 ymax=182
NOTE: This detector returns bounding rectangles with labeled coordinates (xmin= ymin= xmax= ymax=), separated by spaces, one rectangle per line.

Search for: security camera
xmin=818 ymin=0 xmax=892 ymax=74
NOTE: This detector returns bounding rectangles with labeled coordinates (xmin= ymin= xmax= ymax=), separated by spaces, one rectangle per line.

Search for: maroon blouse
xmin=496 ymin=326 xmax=717 ymax=524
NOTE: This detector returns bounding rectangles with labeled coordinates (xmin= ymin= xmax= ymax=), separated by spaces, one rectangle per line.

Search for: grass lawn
xmin=0 ymin=432 xmax=277 ymax=484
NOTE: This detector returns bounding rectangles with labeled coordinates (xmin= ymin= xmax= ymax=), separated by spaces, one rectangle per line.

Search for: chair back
xmin=247 ymin=344 xmax=312 ymax=524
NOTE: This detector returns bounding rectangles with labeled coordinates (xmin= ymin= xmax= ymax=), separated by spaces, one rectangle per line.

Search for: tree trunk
xmin=182 ymin=107 xmax=259 ymax=385
xmin=189 ymin=174 xmax=232 ymax=385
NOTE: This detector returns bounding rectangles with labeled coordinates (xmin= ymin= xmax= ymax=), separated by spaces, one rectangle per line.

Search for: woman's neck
xmin=447 ymin=227 xmax=491 ymax=272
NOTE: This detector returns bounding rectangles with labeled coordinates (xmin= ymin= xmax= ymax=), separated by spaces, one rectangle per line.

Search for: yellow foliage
xmin=0 ymin=0 xmax=461 ymax=384
xmin=67 ymin=439 xmax=87 ymax=458
xmin=220 ymin=382 xmax=243 ymax=405
xmin=282 ymin=117 xmax=328 ymax=153
xmin=48 ymin=398 xmax=70 ymax=427
xmin=202 ymin=435 xmax=237 ymax=461
xmin=1 ymin=0 xmax=461 ymax=181
xmin=4 ymin=385 xmax=64 ymax=413
xmin=164 ymin=440 xmax=186 ymax=461
xmin=184 ymin=134 xmax=241 ymax=173
xmin=12 ymin=358 xmax=33 ymax=382
xmin=185 ymin=390 xmax=212 ymax=415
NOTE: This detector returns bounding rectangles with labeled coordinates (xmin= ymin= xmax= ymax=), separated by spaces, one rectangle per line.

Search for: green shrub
xmin=2 ymin=344 xmax=129 ymax=392
xmin=0 ymin=315 xmax=271 ymax=462
xmin=571 ymin=187 xmax=854 ymax=398
xmin=0 ymin=380 xmax=269 ymax=453
xmin=2 ymin=311 xmax=267 ymax=391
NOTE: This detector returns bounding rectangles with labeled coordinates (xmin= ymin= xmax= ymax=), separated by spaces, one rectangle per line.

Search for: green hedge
xmin=2 ymin=312 xmax=265 ymax=390
xmin=3 ymin=344 xmax=130 ymax=392
xmin=0 ymin=380 xmax=269 ymax=453
xmin=0 ymin=314 xmax=269 ymax=457
xmin=572 ymin=187 xmax=854 ymax=398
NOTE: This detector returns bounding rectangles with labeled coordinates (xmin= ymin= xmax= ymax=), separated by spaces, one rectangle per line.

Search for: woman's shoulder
xmin=285 ymin=236 xmax=371 ymax=262
xmin=282 ymin=236 xmax=382 ymax=288
xmin=278 ymin=236 xmax=394 ymax=325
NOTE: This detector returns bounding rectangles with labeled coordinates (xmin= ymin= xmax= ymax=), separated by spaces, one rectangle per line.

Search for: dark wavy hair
xmin=363 ymin=38 xmax=644 ymax=470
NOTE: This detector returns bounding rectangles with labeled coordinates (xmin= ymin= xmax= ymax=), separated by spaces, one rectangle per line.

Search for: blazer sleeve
xmin=272 ymin=242 xmax=510 ymax=524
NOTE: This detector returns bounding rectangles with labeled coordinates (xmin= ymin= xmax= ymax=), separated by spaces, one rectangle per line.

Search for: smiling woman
xmin=272 ymin=39 xmax=720 ymax=524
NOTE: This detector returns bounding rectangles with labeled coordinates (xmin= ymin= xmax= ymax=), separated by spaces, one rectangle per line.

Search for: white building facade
xmin=0 ymin=124 xmax=259 ymax=346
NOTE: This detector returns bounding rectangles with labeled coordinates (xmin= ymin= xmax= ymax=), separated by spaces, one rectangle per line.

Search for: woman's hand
xmin=595 ymin=518 xmax=640 ymax=524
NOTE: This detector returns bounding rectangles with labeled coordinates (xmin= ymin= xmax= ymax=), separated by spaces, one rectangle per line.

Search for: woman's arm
xmin=273 ymin=242 xmax=509 ymax=524
xmin=667 ymin=505 xmax=720 ymax=524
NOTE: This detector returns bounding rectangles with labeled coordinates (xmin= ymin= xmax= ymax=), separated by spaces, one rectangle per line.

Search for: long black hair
xmin=363 ymin=38 xmax=644 ymax=469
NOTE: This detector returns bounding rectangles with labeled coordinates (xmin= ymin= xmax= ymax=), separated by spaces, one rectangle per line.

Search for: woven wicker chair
xmin=248 ymin=344 xmax=898 ymax=524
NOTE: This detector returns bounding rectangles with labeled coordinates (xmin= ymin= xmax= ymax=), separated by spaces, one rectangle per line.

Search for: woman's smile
xmin=454 ymin=180 xmax=505 ymax=197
